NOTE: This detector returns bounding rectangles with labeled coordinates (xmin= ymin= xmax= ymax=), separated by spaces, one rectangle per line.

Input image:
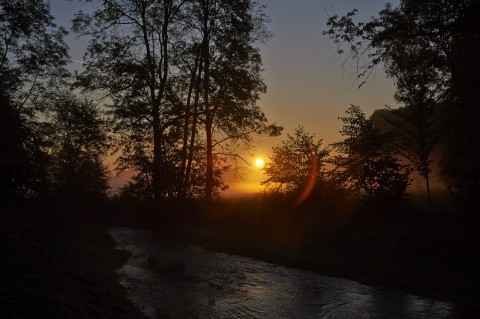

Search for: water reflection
xmin=109 ymin=227 xmax=460 ymax=319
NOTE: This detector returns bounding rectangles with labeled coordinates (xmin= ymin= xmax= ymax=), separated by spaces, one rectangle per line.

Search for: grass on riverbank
xmin=108 ymin=194 xmax=480 ymax=299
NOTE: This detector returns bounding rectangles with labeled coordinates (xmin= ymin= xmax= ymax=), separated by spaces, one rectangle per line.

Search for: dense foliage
xmin=324 ymin=0 xmax=480 ymax=211
xmin=0 ymin=0 xmax=69 ymax=200
xmin=262 ymin=126 xmax=329 ymax=194
xmin=330 ymin=105 xmax=411 ymax=202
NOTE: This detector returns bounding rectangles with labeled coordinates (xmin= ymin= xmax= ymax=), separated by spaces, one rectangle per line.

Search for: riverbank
xmin=0 ymin=202 xmax=146 ymax=318
xmin=108 ymin=197 xmax=480 ymax=300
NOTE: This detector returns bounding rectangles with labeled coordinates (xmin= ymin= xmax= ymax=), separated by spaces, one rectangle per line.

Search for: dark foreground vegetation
xmin=107 ymin=195 xmax=480 ymax=300
xmin=0 ymin=201 xmax=146 ymax=319
xmin=2 ymin=194 xmax=479 ymax=317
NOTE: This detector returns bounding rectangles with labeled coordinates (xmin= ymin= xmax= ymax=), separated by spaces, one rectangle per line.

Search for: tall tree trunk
xmin=152 ymin=103 xmax=162 ymax=199
xmin=139 ymin=1 xmax=162 ymax=200
xmin=205 ymin=115 xmax=214 ymax=200
xmin=425 ymin=171 xmax=432 ymax=210
xmin=184 ymin=54 xmax=203 ymax=198
xmin=180 ymin=47 xmax=200 ymax=198
xmin=149 ymin=2 xmax=171 ymax=200
xmin=202 ymin=2 xmax=214 ymax=201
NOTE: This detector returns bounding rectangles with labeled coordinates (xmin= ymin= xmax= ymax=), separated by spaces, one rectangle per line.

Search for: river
xmin=109 ymin=227 xmax=473 ymax=318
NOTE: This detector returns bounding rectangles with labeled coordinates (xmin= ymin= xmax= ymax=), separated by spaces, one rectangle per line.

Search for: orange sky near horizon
xmin=52 ymin=0 xmax=401 ymax=197
xmin=221 ymin=0 xmax=400 ymax=196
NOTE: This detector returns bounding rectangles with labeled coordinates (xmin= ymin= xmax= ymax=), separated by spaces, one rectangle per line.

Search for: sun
xmin=255 ymin=158 xmax=265 ymax=168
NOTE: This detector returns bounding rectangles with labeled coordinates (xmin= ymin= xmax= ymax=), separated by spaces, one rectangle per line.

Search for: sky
xmin=50 ymin=0 xmax=401 ymax=196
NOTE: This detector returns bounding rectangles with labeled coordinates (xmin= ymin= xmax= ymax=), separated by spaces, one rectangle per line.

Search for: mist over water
xmin=110 ymin=227 xmax=462 ymax=319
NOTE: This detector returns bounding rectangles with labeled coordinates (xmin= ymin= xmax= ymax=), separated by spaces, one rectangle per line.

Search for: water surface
xmin=109 ymin=227 xmax=467 ymax=319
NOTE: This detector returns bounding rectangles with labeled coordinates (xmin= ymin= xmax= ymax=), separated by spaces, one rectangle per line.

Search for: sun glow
xmin=255 ymin=158 xmax=265 ymax=168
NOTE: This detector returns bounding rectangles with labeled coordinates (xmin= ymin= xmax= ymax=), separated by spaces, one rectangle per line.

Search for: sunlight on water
xmin=109 ymin=227 xmax=460 ymax=319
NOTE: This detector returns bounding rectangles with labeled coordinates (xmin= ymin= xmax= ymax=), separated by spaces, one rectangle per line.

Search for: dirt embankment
xmin=0 ymin=203 xmax=146 ymax=319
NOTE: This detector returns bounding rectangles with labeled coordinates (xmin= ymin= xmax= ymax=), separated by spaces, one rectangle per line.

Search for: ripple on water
xmin=109 ymin=227 xmax=463 ymax=319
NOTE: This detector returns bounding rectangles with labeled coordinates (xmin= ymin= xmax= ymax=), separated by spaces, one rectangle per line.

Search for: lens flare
xmin=294 ymin=153 xmax=319 ymax=207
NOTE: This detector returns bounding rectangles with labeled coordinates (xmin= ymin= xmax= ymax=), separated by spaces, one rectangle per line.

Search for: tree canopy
xmin=0 ymin=0 xmax=69 ymax=200
xmin=74 ymin=0 xmax=280 ymax=200
xmin=331 ymin=105 xmax=411 ymax=202
xmin=262 ymin=126 xmax=329 ymax=195
xmin=47 ymin=93 xmax=110 ymax=201
xmin=324 ymin=0 xmax=480 ymax=211
xmin=0 ymin=0 xmax=69 ymax=101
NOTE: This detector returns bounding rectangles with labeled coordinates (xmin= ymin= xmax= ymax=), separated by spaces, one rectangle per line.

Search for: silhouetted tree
xmin=331 ymin=105 xmax=410 ymax=202
xmin=74 ymin=0 xmax=279 ymax=201
xmin=186 ymin=0 xmax=280 ymax=200
xmin=262 ymin=126 xmax=329 ymax=195
xmin=0 ymin=93 xmax=50 ymax=200
xmin=0 ymin=0 xmax=69 ymax=201
xmin=324 ymin=0 xmax=480 ymax=211
xmin=73 ymin=0 xmax=185 ymax=200
xmin=0 ymin=0 xmax=69 ymax=98
xmin=48 ymin=93 xmax=110 ymax=201
xmin=378 ymin=74 xmax=446 ymax=209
